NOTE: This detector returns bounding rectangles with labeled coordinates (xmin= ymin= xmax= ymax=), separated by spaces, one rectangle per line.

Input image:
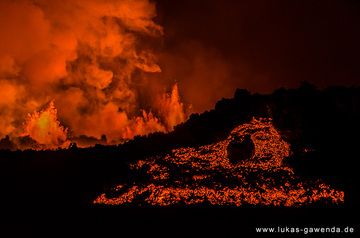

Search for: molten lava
xmin=10 ymin=83 xmax=186 ymax=150
xmin=0 ymin=0 xmax=188 ymax=149
xmin=94 ymin=118 xmax=344 ymax=206
xmin=122 ymin=111 xmax=165 ymax=140
xmin=157 ymin=84 xmax=186 ymax=130
xmin=21 ymin=101 xmax=69 ymax=149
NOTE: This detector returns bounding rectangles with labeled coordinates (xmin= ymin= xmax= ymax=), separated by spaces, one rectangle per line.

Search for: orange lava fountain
xmin=21 ymin=101 xmax=69 ymax=149
xmin=0 ymin=0 xmax=188 ymax=149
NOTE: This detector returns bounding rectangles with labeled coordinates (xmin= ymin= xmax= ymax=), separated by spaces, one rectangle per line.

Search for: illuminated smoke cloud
xmin=0 ymin=0 xmax=187 ymax=148
xmin=22 ymin=101 xmax=69 ymax=148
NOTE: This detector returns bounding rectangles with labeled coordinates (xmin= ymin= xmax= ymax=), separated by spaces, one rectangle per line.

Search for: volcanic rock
xmin=0 ymin=135 xmax=16 ymax=151
xmin=227 ymin=134 xmax=255 ymax=164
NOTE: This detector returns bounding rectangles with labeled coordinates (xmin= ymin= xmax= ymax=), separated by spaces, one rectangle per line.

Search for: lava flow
xmin=94 ymin=118 xmax=344 ymax=207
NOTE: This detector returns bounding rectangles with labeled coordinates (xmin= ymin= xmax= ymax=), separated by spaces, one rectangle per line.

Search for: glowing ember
xmin=94 ymin=118 xmax=344 ymax=206
xmin=21 ymin=101 xmax=69 ymax=149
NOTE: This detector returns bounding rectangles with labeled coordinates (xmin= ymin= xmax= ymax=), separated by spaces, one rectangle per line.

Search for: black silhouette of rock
xmin=16 ymin=135 xmax=40 ymax=150
xmin=0 ymin=135 xmax=16 ymax=151
xmin=73 ymin=134 xmax=107 ymax=147
xmin=101 ymin=134 xmax=107 ymax=143
xmin=227 ymin=134 xmax=255 ymax=164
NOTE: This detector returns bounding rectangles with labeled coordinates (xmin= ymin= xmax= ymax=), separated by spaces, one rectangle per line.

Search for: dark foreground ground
xmin=0 ymin=84 xmax=359 ymax=237
xmin=1 ymin=207 xmax=359 ymax=237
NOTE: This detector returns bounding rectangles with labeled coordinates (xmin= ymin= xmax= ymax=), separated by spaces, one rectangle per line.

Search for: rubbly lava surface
xmin=94 ymin=118 xmax=344 ymax=207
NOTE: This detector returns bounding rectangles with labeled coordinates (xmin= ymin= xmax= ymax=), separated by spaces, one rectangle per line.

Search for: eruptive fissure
xmin=0 ymin=0 xmax=187 ymax=150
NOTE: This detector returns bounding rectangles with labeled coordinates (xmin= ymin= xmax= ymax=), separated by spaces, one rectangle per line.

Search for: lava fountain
xmin=21 ymin=101 xmax=70 ymax=149
xmin=0 ymin=0 xmax=188 ymax=150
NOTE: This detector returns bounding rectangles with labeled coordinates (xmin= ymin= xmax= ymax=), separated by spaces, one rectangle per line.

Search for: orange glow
xmin=21 ymin=101 xmax=69 ymax=149
xmin=157 ymin=84 xmax=186 ymax=130
xmin=122 ymin=110 xmax=166 ymax=140
xmin=94 ymin=118 xmax=344 ymax=206
xmin=0 ymin=0 xmax=187 ymax=148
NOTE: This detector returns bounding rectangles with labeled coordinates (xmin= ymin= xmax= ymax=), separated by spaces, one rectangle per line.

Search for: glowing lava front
xmin=94 ymin=118 xmax=344 ymax=207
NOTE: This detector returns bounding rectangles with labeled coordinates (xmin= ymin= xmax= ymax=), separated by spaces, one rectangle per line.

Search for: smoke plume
xmin=0 ymin=0 xmax=187 ymax=148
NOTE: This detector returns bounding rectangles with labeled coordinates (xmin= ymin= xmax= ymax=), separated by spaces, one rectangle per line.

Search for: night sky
xmin=155 ymin=0 xmax=359 ymax=109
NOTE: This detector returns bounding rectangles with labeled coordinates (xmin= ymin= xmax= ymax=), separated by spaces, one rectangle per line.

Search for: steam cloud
xmin=0 ymin=0 xmax=186 ymax=148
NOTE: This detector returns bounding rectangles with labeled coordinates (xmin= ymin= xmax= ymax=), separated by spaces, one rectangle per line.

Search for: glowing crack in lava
xmin=94 ymin=118 xmax=344 ymax=206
